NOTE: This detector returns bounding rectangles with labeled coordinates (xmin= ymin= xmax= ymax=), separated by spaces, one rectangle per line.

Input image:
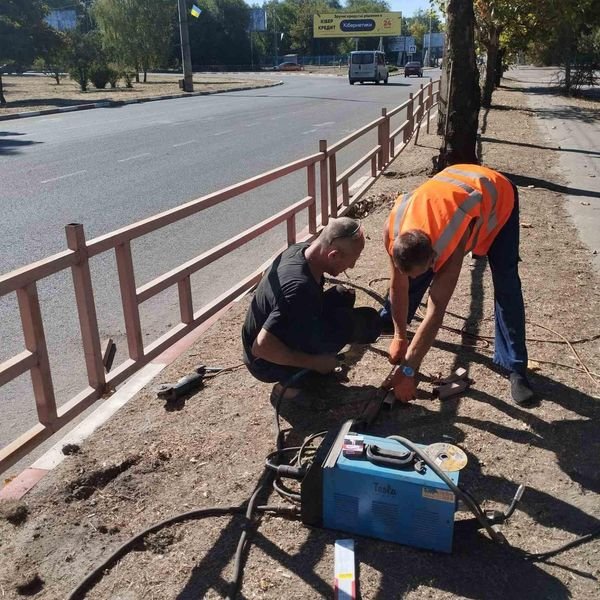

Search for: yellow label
xmin=337 ymin=573 xmax=354 ymax=580
xmin=422 ymin=487 xmax=455 ymax=504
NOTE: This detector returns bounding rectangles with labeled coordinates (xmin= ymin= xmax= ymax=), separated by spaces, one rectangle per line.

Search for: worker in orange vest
xmin=381 ymin=164 xmax=534 ymax=405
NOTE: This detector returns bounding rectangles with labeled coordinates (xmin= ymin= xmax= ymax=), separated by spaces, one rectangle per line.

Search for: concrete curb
xmin=0 ymin=80 xmax=284 ymax=122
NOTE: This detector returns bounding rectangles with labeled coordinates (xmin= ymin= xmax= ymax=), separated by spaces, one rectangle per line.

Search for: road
xmin=0 ymin=71 xmax=437 ymax=466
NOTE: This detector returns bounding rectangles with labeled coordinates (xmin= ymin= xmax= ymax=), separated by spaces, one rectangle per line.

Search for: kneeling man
xmin=242 ymin=217 xmax=381 ymax=397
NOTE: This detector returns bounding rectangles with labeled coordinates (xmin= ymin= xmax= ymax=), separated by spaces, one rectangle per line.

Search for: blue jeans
xmin=380 ymin=191 xmax=528 ymax=375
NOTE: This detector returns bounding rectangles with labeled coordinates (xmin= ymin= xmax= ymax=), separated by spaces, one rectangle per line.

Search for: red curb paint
xmin=0 ymin=468 xmax=49 ymax=500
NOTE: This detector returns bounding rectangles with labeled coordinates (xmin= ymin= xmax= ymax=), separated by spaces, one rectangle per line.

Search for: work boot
xmin=509 ymin=372 xmax=534 ymax=405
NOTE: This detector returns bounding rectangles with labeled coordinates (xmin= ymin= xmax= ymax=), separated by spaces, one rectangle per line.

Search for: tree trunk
xmin=0 ymin=73 xmax=6 ymax=106
xmin=495 ymin=47 xmax=505 ymax=87
xmin=436 ymin=0 xmax=480 ymax=170
xmin=143 ymin=69 xmax=147 ymax=83
xmin=481 ymin=26 xmax=499 ymax=108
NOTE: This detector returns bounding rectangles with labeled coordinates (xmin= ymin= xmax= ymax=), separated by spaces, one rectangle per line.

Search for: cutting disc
xmin=425 ymin=442 xmax=468 ymax=472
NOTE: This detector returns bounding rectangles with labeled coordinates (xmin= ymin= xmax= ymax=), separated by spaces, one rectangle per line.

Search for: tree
xmin=436 ymin=0 xmax=480 ymax=169
xmin=0 ymin=0 xmax=58 ymax=105
xmin=93 ymin=0 xmax=175 ymax=83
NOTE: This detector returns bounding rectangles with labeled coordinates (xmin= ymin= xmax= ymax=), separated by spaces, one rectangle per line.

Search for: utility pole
xmin=427 ymin=8 xmax=433 ymax=67
xmin=177 ymin=0 xmax=194 ymax=92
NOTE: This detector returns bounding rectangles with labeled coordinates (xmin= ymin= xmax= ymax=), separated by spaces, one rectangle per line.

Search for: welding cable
xmin=227 ymin=468 xmax=275 ymax=600
xmin=273 ymin=369 xmax=311 ymax=451
xmin=523 ymin=524 xmax=600 ymax=562
xmin=386 ymin=435 xmax=505 ymax=544
xmin=67 ymin=502 xmax=299 ymax=600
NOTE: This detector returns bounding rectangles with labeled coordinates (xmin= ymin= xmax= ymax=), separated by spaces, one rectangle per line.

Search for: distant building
xmin=45 ymin=9 xmax=77 ymax=32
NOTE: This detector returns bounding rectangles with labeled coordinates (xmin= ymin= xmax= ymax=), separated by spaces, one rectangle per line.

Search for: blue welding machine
xmin=301 ymin=421 xmax=459 ymax=553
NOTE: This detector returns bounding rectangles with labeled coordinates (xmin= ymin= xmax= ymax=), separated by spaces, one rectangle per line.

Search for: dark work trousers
xmin=248 ymin=285 xmax=381 ymax=384
xmin=380 ymin=190 xmax=528 ymax=375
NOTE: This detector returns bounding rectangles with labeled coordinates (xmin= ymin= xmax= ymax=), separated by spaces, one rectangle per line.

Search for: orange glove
xmin=392 ymin=373 xmax=417 ymax=403
xmin=388 ymin=337 xmax=408 ymax=365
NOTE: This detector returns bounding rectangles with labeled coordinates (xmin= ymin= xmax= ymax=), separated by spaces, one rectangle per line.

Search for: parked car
xmin=277 ymin=62 xmax=303 ymax=71
xmin=404 ymin=61 xmax=423 ymax=77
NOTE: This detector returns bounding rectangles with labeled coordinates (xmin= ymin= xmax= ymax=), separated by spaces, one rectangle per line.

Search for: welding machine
xmin=301 ymin=421 xmax=468 ymax=553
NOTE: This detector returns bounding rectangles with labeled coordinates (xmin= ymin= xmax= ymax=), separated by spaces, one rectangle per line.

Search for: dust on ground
xmin=0 ymin=80 xmax=599 ymax=599
xmin=0 ymin=72 xmax=280 ymax=116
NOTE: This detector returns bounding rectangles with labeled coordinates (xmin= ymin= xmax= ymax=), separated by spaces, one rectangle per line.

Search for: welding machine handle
xmin=365 ymin=444 xmax=415 ymax=468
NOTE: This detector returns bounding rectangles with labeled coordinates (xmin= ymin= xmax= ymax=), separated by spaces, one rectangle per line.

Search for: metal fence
xmin=0 ymin=79 xmax=440 ymax=474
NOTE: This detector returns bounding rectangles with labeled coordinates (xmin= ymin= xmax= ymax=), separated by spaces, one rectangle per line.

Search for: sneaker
xmin=509 ymin=372 xmax=534 ymax=405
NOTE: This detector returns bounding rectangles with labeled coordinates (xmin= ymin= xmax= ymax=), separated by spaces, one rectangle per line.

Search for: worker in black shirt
xmin=242 ymin=217 xmax=381 ymax=400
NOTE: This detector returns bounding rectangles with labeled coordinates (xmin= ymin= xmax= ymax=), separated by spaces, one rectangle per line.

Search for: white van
xmin=349 ymin=51 xmax=389 ymax=85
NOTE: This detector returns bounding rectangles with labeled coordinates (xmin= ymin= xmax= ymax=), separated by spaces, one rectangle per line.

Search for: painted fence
xmin=0 ymin=79 xmax=440 ymax=474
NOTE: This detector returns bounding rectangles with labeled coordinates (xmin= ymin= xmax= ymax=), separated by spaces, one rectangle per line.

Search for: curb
xmin=0 ymin=302 xmax=235 ymax=501
xmin=0 ymin=80 xmax=284 ymax=122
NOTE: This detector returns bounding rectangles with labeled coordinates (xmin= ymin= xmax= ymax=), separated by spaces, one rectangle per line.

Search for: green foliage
xmin=65 ymin=30 xmax=102 ymax=92
xmin=94 ymin=0 xmax=175 ymax=77
xmin=89 ymin=64 xmax=112 ymax=89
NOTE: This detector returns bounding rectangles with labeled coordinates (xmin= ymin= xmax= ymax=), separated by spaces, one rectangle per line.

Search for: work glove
xmin=388 ymin=337 xmax=408 ymax=365
xmin=391 ymin=373 xmax=417 ymax=403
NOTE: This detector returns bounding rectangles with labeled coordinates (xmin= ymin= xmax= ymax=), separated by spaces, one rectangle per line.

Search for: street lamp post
xmin=428 ymin=9 xmax=432 ymax=67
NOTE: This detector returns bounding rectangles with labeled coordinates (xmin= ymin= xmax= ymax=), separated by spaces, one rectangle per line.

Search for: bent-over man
xmin=381 ymin=164 xmax=534 ymax=405
xmin=242 ymin=217 xmax=381 ymax=399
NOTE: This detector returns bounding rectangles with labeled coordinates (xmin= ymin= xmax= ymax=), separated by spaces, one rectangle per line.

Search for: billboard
xmin=423 ymin=32 xmax=445 ymax=49
xmin=45 ymin=9 xmax=77 ymax=31
xmin=387 ymin=36 xmax=415 ymax=53
xmin=249 ymin=8 xmax=267 ymax=32
xmin=313 ymin=13 xmax=401 ymax=38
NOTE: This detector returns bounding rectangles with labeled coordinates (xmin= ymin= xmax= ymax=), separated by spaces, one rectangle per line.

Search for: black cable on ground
xmin=67 ymin=502 xmax=299 ymax=600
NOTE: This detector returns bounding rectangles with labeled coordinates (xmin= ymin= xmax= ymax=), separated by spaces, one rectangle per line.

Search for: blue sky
xmin=388 ymin=0 xmax=436 ymax=18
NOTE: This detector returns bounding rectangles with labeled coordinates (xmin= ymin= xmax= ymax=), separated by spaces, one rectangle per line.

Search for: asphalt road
xmin=0 ymin=71 xmax=437 ymax=460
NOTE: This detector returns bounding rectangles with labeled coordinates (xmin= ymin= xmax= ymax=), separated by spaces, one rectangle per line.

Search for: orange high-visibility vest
xmin=387 ymin=164 xmax=515 ymax=272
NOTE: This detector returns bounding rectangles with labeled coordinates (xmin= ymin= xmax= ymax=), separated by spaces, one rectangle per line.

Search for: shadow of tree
xmin=0 ymin=131 xmax=41 ymax=156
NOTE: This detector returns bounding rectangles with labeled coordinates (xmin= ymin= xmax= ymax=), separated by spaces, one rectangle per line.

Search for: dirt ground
xmin=0 ymin=80 xmax=599 ymax=599
xmin=0 ymin=72 xmax=280 ymax=116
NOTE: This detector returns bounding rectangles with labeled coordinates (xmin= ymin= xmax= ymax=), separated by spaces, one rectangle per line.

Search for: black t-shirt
xmin=242 ymin=243 xmax=324 ymax=364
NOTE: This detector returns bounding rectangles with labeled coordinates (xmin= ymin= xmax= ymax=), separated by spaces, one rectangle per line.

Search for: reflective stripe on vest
xmin=446 ymin=167 xmax=499 ymax=233
xmin=393 ymin=193 xmax=412 ymax=240
xmin=430 ymin=186 xmax=483 ymax=258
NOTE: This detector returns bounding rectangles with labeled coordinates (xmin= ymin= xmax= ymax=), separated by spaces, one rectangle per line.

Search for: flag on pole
xmin=190 ymin=5 xmax=201 ymax=18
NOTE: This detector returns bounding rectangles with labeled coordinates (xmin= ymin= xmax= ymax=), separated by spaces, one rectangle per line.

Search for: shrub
xmin=90 ymin=65 xmax=111 ymax=89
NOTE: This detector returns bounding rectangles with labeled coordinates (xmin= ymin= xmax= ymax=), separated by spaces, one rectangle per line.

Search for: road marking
xmin=245 ymin=122 xmax=259 ymax=128
xmin=118 ymin=153 xmax=151 ymax=162
xmin=41 ymin=170 xmax=87 ymax=184
xmin=173 ymin=140 xmax=197 ymax=147
xmin=302 ymin=129 xmax=318 ymax=135
xmin=312 ymin=121 xmax=335 ymax=127
xmin=213 ymin=130 xmax=232 ymax=136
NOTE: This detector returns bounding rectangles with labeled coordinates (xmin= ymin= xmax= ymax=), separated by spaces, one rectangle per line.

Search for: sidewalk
xmin=0 ymin=78 xmax=598 ymax=599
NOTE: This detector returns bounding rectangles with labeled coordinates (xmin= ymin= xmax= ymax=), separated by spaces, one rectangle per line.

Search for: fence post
xmin=307 ymin=163 xmax=317 ymax=234
xmin=177 ymin=277 xmax=194 ymax=324
xmin=378 ymin=107 xmax=390 ymax=170
xmin=319 ymin=140 xmax=329 ymax=226
xmin=65 ymin=223 xmax=106 ymax=392
xmin=286 ymin=216 xmax=297 ymax=245
xmin=405 ymin=93 xmax=414 ymax=143
xmin=328 ymin=153 xmax=338 ymax=218
xmin=426 ymin=79 xmax=433 ymax=134
xmin=115 ymin=242 xmax=144 ymax=361
xmin=17 ymin=282 xmax=57 ymax=425
xmin=415 ymin=85 xmax=424 ymax=145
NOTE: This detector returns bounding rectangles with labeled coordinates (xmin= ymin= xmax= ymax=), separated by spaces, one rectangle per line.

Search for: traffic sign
xmin=408 ymin=44 xmax=416 ymax=54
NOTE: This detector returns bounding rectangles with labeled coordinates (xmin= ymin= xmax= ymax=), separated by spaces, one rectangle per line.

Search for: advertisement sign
xmin=45 ymin=9 xmax=77 ymax=31
xmin=388 ymin=36 xmax=415 ymax=52
xmin=249 ymin=8 xmax=267 ymax=32
xmin=423 ymin=32 xmax=445 ymax=49
xmin=313 ymin=13 xmax=401 ymax=38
